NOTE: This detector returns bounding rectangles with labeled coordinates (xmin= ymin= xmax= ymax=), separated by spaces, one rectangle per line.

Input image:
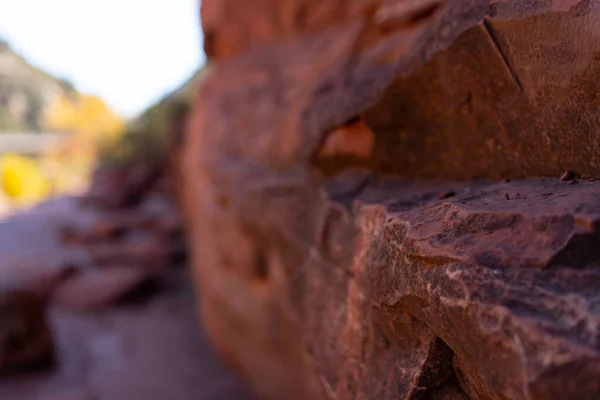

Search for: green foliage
xmin=24 ymin=90 xmax=44 ymax=131
xmin=97 ymin=65 xmax=211 ymax=168
xmin=99 ymin=96 xmax=189 ymax=168
xmin=0 ymin=108 xmax=22 ymax=130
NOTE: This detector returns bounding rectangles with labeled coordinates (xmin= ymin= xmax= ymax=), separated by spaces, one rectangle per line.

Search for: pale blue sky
xmin=0 ymin=0 xmax=204 ymax=118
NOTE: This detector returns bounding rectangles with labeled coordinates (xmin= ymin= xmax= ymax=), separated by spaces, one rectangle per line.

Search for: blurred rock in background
xmin=0 ymin=39 xmax=209 ymax=385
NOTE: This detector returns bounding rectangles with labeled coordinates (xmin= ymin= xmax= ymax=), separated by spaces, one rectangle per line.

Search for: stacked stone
xmin=0 ymin=184 xmax=185 ymax=374
xmin=184 ymin=1 xmax=600 ymax=399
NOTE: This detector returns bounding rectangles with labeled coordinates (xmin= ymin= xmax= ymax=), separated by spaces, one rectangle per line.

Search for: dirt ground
xmin=0 ymin=196 xmax=255 ymax=400
xmin=0 ymin=268 xmax=256 ymax=400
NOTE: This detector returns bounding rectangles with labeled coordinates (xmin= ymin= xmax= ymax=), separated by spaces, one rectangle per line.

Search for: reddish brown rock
xmin=84 ymin=163 xmax=162 ymax=210
xmin=185 ymin=0 xmax=600 ymax=399
xmin=0 ymin=292 xmax=53 ymax=376
xmin=0 ymin=190 xmax=185 ymax=374
xmin=37 ymin=387 xmax=94 ymax=400
xmin=60 ymin=194 xmax=186 ymax=271
xmin=0 ymin=270 xmax=256 ymax=400
xmin=0 ymin=199 xmax=85 ymax=375
xmin=41 ymin=394 xmax=90 ymax=400
xmin=318 ymin=119 xmax=374 ymax=158
xmin=52 ymin=266 xmax=154 ymax=312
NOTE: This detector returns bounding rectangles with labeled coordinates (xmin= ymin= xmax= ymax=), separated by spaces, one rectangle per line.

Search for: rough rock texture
xmin=185 ymin=1 xmax=600 ymax=399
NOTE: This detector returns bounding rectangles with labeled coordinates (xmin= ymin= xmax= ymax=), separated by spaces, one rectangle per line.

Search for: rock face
xmin=0 ymin=291 xmax=53 ymax=375
xmin=184 ymin=1 xmax=600 ymax=399
xmin=0 ymin=187 xmax=185 ymax=373
xmin=0 ymin=55 xmax=195 ymax=375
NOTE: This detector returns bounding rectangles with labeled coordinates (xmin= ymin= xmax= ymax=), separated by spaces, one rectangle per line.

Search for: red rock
xmin=52 ymin=266 xmax=153 ymax=312
xmin=560 ymin=170 xmax=577 ymax=181
xmin=315 ymin=118 xmax=375 ymax=161
xmin=59 ymin=193 xmax=185 ymax=271
xmin=0 ymin=198 xmax=88 ymax=375
xmin=83 ymin=163 xmax=162 ymax=210
xmin=38 ymin=388 xmax=94 ymax=400
xmin=0 ymin=292 xmax=53 ymax=376
xmin=85 ymin=240 xmax=161 ymax=268
xmin=0 ymin=191 xmax=184 ymax=376
xmin=185 ymin=1 xmax=600 ymax=399
xmin=0 ymin=270 xmax=255 ymax=400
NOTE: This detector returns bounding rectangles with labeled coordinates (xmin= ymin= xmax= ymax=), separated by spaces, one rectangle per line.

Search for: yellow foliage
xmin=0 ymin=95 xmax=124 ymax=208
xmin=42 ymin=93 xmax=124 ymax=198
xmin=0 ymin=154 xmax=51 ymax=205
xmin=44 ymin=94 xmax=124 ymax=142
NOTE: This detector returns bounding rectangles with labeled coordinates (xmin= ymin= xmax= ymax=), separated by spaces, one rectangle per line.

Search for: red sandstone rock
xmin=0 ymin=188 xmax=185 ymax=374
xmin=0 ymin=270 xmax=256 ymax=400
xmin=61 ymin=194 xmax=185 ymax=270
xmin=52 ymin=266 xmax=154 ymax=312
xmin=0 ymin=199 xmax=85 ymax=375
xmin=84 ymin=163 xmax=162 ymax=210
xmin=0 ymin=292 xmax=53 ymax=376
xmin=316 ymin=118 xmax=375 ymax=160
xmin=38 ymin=388 xmax=94 ymax=400
xmin=186 ymin=0 xmax=600 ymax=399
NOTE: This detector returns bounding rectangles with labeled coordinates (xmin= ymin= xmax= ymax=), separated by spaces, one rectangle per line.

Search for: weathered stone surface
xmin=360 ymin=4 xmax=600 ymax=179
xmin=350 ymin=178 xmax=600 ymax=399
xmin=201 ymin=0 xmax=471 ymax=60
xmin=186 ymin=0 xmax=600 ymax=399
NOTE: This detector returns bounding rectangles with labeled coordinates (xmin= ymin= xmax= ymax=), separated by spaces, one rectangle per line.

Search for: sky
xmin=0 ymin=0 xmax=204 ymax=118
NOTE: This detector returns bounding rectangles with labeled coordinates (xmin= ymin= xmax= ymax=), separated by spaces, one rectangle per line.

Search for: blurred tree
xmin=44 ymin=94 xmax=123 ymax=140
xmin=0 ymin=109 xmax=20 ymax=130
xmin=58 ymin=78 xmax=76 ymax=94
xmin=0 ymin=154 xmax=51 ymax=205
xmin=43 ymin=93 xmax=124 ymax=197
xmin=24 ymin=89 xmax=44 ymax=131
xmin=98 ymin=66 xmax=210 ymax=168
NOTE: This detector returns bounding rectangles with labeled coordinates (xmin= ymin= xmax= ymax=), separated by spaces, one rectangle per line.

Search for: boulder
xmin=0 ymin=190 xmax=185 ymax=374
xmin=184 ymin=1 xmax=600 ymax=399
xmin=0 ymin=291 xmax=53 ymax=375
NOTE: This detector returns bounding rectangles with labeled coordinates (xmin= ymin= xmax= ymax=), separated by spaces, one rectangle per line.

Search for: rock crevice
xmin=184 ymin=0 xmax=600 ymax=399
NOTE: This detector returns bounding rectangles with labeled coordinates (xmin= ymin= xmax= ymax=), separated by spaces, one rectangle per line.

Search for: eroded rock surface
xmin=185 ymin=0 xmax=600 ymax=399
